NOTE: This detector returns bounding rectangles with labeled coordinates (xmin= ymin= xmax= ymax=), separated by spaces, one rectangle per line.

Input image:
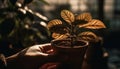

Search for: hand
xmin=6 ymin=43 xmax=63 ymax=69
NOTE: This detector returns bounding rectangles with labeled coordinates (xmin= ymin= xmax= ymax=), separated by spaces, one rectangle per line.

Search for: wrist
xmin=6 ymin=53 xmax=19 ymax=69
xmin=0 ymin=54 xmax=7 ymax=69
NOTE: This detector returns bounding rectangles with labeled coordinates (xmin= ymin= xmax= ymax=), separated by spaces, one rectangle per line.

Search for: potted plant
xmin=47 ymin=10 xmax=106 ymax=69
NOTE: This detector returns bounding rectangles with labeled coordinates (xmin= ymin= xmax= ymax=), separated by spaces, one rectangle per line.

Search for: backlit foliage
xmin=47 ymin=10 xmax=106 ymax=42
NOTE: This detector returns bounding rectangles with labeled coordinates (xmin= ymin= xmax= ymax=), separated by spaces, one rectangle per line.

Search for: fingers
xmin=38 ymin=43 xmax=54 ymax=54
xmin=38 ymin=43 xmax=69 ymax=62
xmin=46 ymin=49 xmax=54 ymax=54
xmin=34 ymin=43 xmax=69 ymax=64
xmin=40 ymin=62 xmax=60 ymax=69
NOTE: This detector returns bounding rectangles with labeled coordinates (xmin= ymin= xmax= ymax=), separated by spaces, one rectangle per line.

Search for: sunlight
xmin=40 ymin=21 xmax=47 ymax=27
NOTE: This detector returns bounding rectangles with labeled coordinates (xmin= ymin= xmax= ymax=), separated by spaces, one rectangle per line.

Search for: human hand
xmin=6 ymin=43 xmax=64 ymax=69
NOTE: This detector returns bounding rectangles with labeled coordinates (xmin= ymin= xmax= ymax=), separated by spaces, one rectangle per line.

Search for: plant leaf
xmin=61 ymin=10 xmax=75 ymax=24
xmin=52 ymin=33 xmax=69 ymax=40
xmin=78 ymin=31 xmax=98 ymax=42
xmin=76 ymin=13 xmax=92 ymax=22
xmin=47 ymin=19 xmax=68 ymax=34
xmin=23 ymin=0 xmax=33 ymax=5
xmin=79 ymin=19 xmax=106 ymax=29
xmin=38 ymin=0 xmax=49 ymax=5
xmin=47 ymin=19 xmax=62 ymax=29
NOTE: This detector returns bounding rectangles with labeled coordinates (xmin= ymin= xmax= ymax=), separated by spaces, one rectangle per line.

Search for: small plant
xmin=47 ymin=10 xmax=106 ymax=47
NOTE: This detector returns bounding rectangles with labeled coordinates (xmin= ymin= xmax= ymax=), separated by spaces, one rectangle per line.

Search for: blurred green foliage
xmin=0 ymin=0 xmax=50 ymax=56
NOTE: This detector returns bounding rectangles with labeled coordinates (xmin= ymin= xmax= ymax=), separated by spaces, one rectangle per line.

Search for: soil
xmin=52 ymin=40 xmax=87 ymax=47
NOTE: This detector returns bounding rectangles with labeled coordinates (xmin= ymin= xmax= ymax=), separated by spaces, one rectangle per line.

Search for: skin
xmin=6 ymin=43 xmax=65 ymax=69
xmin=5 ymin=43 xmax=96 ymax=69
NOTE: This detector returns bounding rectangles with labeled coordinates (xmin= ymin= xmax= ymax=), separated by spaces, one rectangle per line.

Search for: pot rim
xmin=51 ymin=39 xmax=89 ymax=48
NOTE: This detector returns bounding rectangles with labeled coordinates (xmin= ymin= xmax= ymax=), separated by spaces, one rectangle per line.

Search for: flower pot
xmin=51 ymin=39 xmax=88 ymax=69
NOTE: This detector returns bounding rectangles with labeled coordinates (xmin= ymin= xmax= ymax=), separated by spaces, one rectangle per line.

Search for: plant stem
xmin=70 ymin=24 xmax=75 ymax=47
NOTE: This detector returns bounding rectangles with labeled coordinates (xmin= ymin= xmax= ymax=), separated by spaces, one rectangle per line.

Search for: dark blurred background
xmin=0 ymin=0 xmax=120 ymax=69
